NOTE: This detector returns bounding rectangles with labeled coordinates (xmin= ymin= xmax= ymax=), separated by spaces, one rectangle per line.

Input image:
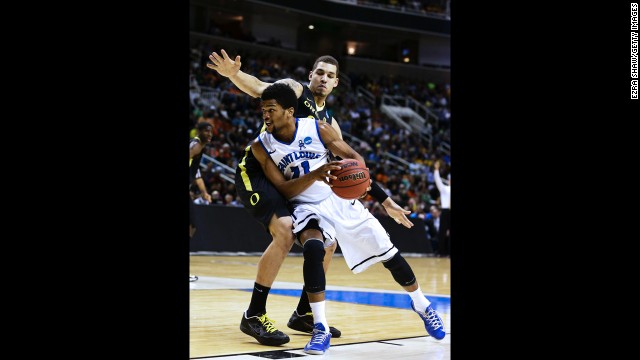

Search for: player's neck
xmin=273 ymin=119 xmax=297 ymax=143
xmin=313 ymin=95 xmax=326 ymax=109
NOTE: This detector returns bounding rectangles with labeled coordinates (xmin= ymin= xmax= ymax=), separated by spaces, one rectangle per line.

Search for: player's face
xmin=308 ymin=62 xmax=339 ymax=98
xmin=261 ymin=99 xmax=287 ymax=135
xmin=200 ymin=127 xmax=213 ymax=142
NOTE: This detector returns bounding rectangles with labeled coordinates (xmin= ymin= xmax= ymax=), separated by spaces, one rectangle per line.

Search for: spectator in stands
xmin=425 ymin=205 xmax=441 ymax=254
xmin=433 ymin=160 xmax=450 ymax=257
xmin=224 ymin=193 xmax=243 ymax=207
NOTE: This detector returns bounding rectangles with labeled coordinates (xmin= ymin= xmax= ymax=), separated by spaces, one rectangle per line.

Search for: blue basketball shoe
xmin=303 ymin=323 xmax=332 ymax=355
xmin=411 ymin=301 xmax=446 ymax=340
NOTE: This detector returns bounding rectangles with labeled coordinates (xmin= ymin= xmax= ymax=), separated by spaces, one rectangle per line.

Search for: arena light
xmin=308 ymin=25 xmax=314 ymax=30
xmin=347 ymin=41 xmax=357 ymax=55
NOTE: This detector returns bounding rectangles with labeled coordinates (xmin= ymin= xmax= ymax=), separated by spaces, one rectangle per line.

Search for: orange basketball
xmin=329 ymin=159 xmax=370 ymax=200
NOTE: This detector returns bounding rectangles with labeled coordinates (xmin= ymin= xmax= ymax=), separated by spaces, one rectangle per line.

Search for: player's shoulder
xmin=189 ymin=137 xmax=202 ymax=148
xmin=315 ymin=119 xmax=333 ymax=131
xmin=299 ymin=116 xmax=321 ymax=126
xmin=249 ymin=137 xmax=262 ymax=152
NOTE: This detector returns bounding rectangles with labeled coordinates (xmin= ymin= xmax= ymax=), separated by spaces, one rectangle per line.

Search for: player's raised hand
xmin=207 ymin=49 xmax=241 ymax=78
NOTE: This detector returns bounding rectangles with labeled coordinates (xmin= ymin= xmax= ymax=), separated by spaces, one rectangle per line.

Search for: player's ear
xmin=334 ymin=77 xmax=339 ymax=87
xmin=309 ymin=71 xmax=313 ymax=81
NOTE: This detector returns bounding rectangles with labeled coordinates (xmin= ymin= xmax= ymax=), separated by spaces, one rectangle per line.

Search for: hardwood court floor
xmin=190 ymin=254 xmax=451 ymax=359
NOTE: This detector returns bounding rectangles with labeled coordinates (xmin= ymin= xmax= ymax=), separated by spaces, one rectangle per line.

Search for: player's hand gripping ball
xmin=329 ymin=159 xmax=370 ymax=200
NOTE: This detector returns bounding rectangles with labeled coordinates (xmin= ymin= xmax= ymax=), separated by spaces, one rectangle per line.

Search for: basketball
xmin=329 ymin=159 xmax=370 ymax=200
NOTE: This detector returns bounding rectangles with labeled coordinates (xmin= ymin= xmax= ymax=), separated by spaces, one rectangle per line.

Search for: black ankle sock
xmin=246 ymin=282 xmax=271 ymax=317
xmin=296 ymin=285 xmax=312 ymax=314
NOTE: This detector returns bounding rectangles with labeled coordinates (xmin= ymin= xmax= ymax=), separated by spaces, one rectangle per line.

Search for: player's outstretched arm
xmin=207 ymin=49 xmax=303 ymax=98
xmin=381 ymin=197 xmax=413 ymax=228
xmin=251 ymin=140 xmax=341 ymax=199
xmin=317 ymin=121 xmax=364 ymax=164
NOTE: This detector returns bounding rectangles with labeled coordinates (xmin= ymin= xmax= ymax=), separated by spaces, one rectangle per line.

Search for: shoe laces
xmin=257 ymin=313 xmax=278 ymax=333
xmin=310 ymin=329 xmax=330 ymax=345
xmin=424 ymin=307 xmax=443 ymax=330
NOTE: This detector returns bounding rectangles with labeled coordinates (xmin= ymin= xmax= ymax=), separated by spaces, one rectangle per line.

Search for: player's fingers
xmin=235 ymin=55 xmax=241 ymax=64
xmin=402 ymin=216 xmax=414 ymax=227
xmin=221 ymin=49 xmax=230 ymax=59
xmin=394 ymin=216 xmax=412 ymax=228
xmin=402 ymin=220 xmax=414 ymax=228
xmin=211 ymin=52 xmax=223 ymax=63
xmin=323 ymin=168 xmax=337 ymax=178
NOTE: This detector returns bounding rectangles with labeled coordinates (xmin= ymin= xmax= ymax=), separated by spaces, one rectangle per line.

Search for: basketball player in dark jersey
xmin=189 ymin=122 xmax=213 ymax=282
xmin=208 ymin=51 xmax=413 ymax=345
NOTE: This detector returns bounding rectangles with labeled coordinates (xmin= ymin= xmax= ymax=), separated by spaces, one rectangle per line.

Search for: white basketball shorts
xmin=291 ymin=193 xmax=398 ymax=274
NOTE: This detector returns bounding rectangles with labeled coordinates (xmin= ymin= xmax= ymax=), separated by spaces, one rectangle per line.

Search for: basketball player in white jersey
xmin=251 ymin=83 xmax=445 ymax=355
xmin=208 ymin=50 xmax=413 ymax=345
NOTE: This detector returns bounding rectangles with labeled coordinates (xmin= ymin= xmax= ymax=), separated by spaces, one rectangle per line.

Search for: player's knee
xmin=270 ymin=216 xmax=295 ymax=248
xmin=302 ymin=238 xmax=325 ymax=263
xmin=302 ymin=238 xmax=326 ymax=293
xmin=382 ymin=253 xmax=416 ymax=287
xmin=296 ymin=219 xmax=323 ymax=242
xmin=325 ymin=241 xmax=337 ymax=256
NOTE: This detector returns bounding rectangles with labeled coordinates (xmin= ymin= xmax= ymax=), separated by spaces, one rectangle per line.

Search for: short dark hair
xmin=196 ymin=122 xmax=212 ymax=131
xmin=312 ymin=55 xmax=339 ymax=75
xmin=261 ymin=83 xmax=298 ymax=112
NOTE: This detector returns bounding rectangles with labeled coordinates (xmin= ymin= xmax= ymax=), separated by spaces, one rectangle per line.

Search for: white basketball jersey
xmin=258 ymin=118 xmax=332 ymax=204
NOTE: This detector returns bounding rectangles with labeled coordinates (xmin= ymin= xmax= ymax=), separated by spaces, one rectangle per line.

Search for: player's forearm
xmin=259 ymin=146 xmax=317 ymax=199
xmin=228 ymin=71 xmax=269 ymax=98
xmin=195 ymin=178 xmax=208 ymax=194
xmin=370 ymin=181 xmax=390 ymax=203
xmin=331 ymin=119 xmax=343 ymax=140
xmin=275 ymin=176 xmax=316 ymax=200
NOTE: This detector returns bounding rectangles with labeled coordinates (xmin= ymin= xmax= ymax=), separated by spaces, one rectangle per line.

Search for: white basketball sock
xmin=309 ymin=301 xmax=329 ymax=332
xmin=408 ymin=286 xmax=431 ymax=311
